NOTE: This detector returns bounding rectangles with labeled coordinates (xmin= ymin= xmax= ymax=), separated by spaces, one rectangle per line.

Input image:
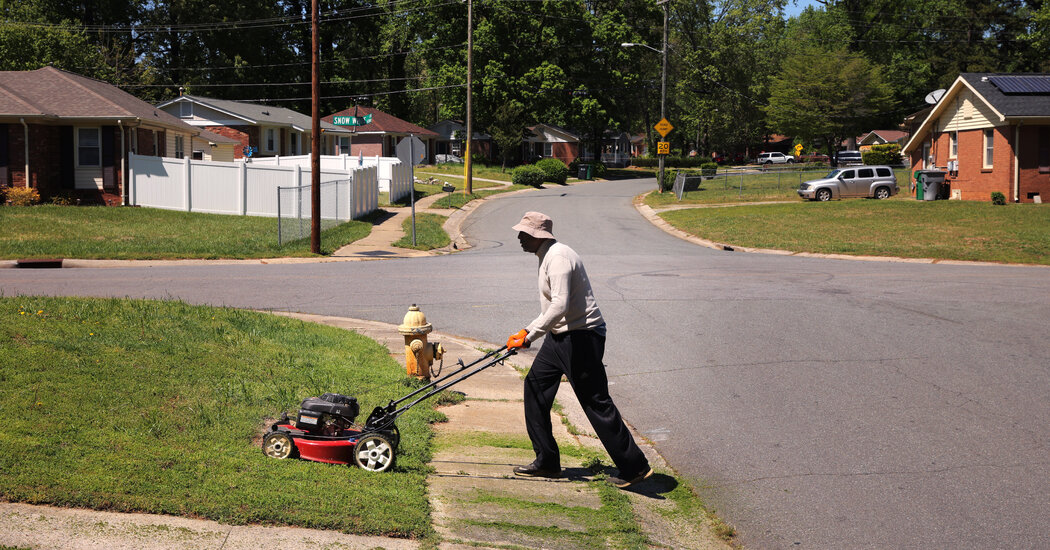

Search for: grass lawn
xmin=0 ymin=205 xmax=374 ymax=260
xmin=416 ymin=163 xmax=514 ymax=182
xmin=390 ymin=181 xmax=532 ymax=210
xmin=0 ymin=296 xmax=446 ymax=537
xmin=393 ymin=213 xmax=450 ymax=250
xmin=660 ymin=200 xmax=1050 ymax=265
xmin=646 ymin=168 xmax=912 ymax=206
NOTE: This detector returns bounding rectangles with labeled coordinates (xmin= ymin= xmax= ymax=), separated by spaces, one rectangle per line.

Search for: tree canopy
xmin=2 ymin=0 xmax=1047 ymax=161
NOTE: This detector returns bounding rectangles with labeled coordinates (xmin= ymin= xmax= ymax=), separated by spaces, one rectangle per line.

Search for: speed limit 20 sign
xmin=657 ymin=141 xmax=670 ymax=155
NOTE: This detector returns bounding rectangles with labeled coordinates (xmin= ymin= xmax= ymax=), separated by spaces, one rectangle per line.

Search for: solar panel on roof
xmin=988 ymin=75 xmax=1050 ymax=94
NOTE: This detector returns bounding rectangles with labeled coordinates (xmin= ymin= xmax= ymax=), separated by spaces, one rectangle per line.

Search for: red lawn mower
xmin=262 ymin=347 xmax=515 ymax=472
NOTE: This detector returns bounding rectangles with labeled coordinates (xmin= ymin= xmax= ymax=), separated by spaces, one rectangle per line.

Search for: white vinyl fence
xmin=251 ymin=154 xmax=411 ymax=203
xmin=128 ymin=153 xmax=379 ymax=220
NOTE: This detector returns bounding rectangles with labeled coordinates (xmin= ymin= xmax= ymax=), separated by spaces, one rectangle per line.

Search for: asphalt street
xmin=4 ymin=178 xmax=1049 ymax=548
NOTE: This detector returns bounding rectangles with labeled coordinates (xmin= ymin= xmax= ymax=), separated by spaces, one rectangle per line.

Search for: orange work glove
xmin=506 ymin=329 xmax=529 ymax=349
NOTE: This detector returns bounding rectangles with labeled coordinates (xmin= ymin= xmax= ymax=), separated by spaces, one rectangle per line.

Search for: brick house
xmin=524 ymin=124 xmax=580 ymax=165
xmin=322 ymin=105 xmax=438 ymax=163
xmin=0 ymin=66 xmax=233 ymax=204
xmin=858 ymin=129 xmax=909 ymax=150
xmin=902 ymin=73 xmax=1050 ymax=203
xmin=157 ymin=95 xmax=349 ymax=160
xmin=429 ymin=119 xmax=492 ymax=161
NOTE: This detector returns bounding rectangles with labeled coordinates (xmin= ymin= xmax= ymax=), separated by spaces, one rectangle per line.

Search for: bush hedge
xmin=512 ymin=165 xmax=546 ymax=187
xmin=535 ymin=158 xmax=568 ymax=184
xmin=632 ymin=156 xmax=710 ymax=168
xmin=862 ymin=143 xmax=903 ymax=166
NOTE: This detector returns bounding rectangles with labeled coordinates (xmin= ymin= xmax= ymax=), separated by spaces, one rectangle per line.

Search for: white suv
xmin=755 ymin=152 xmax=794 ymax=164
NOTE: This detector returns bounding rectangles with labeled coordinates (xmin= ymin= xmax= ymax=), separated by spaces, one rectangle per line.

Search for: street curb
xmin=634 ymin=192 xmax=1050 ymax=268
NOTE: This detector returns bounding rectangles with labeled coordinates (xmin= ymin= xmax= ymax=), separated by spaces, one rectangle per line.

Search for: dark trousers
xmin=523 ymin=329 xmax=649 ymax=476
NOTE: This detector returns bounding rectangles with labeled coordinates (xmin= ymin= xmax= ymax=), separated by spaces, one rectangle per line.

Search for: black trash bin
xmin=919 ymin=170 xmax=946 ymax=201
xmin=577 ymin=164 xmax=591 ymax=180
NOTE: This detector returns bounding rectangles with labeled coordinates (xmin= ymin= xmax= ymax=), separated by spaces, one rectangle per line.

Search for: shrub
xmin=512 ymin=165 xmax=546 ymax=187
xmin=535 ymin=158 xmax=568 ymax=184
xmin=862 ymin=143 xmax=904 ymax=166
xmin=5 ymin=186 xmax=40 ymax=206
xmin=700 ymin=162 xmax=719 ymax=177
xmin=991 ymin=191 xmax=1006 ymax=205
xmin=50 ymin=192 xmax=79 ymax=206
xmin=592 ymin=160 xmax=607 ymax=178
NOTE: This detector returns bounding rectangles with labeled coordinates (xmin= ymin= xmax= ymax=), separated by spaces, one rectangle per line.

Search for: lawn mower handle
xmin=363 ymin=346 xmax=516 ymax=431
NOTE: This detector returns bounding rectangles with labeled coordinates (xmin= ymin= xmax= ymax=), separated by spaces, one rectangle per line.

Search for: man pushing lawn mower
xmin=507 ymin=211 xmax=653 ymax=489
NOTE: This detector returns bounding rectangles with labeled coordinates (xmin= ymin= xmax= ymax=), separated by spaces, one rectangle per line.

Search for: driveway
xmin=3 ymin=178 xmax=1049 ymax=548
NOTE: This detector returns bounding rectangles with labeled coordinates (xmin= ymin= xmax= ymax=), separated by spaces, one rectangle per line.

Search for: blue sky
xmin=784 ymin=0 xmax=821 ymax=19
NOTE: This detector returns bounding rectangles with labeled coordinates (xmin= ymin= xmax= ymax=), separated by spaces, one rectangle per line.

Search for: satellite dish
xmin=925 ymin=89 xmax=947 ymax=105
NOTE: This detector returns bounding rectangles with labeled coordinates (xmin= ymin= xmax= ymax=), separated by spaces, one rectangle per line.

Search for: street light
xmin=621 ymin=0 xmax=668 ymax=193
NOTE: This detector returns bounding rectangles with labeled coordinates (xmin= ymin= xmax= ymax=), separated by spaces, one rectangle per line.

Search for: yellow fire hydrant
xmin=398 ymin=304 xmax=444 ymax=380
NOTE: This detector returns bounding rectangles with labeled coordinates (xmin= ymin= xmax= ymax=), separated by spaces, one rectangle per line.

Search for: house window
xmin=543 ymin=142 xmax=552 ymax=157
xmin=174 ymin=135 xmax=185 ymax=159
xmin=338 ymin=136 xmax=350 ymax=155
xmin=949 ymin=131 xmax=957 ymax=158
xmin=983 ymin=129 xmax=994 ymax=169
xmin=192 ymin=151 xmax=204 ymax=160
xmin=923 ymin=142 xmax=932 ymax=169
xmin=265 ymin=128 xmax=276 ymax=152
xmin=179 ymin=102 xmax=193 ymax=118
xmin=289 ymin=132 xmax=299 ymax=155
xmin=77 ymin=127 xmax=101 ymax=167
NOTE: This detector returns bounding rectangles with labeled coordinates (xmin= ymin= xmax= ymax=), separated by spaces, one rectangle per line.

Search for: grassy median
xmin=0 ymin=296 xmax=441 ymax=537
xmin=0 ymin=205 xmax=372 ymax=260
xmin=660 ymin=200 xmax=1050 ymax=265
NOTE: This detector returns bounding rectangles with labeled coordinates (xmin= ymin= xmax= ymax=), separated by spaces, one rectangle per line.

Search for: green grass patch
xmin=390 ymin=180 xmax=526 ymax=210
xmin=418 ymin=163 xmax=514 ymax=182
xmin=454 ymin=480 xmax=646 ymax=548
xmin=660 ymin=200 xmax=1050 ymax=265
xmin=0 ymin=296 xmax=442 ymax=537
xmin=0 ymin=205 xmax=373 ymax=260
xmin=393 ymin=212 xmax=450 ymax=250
xmin=645 ymin=168 xmax=911 ymax=206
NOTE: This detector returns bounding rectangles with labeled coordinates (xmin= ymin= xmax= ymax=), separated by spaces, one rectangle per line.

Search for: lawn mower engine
xmin=294 ymin=393 xmax=359 ymax=435
xmin=263 ymin=392 xmax=400 ymax=472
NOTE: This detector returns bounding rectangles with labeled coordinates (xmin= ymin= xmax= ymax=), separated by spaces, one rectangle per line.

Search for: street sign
xmin=657 ymin=141 xmax=670 ymax=155
xmin=794 ymin=143 xmax=803 ymax=156
xmin=396 ymin=135 xmax=426 ymax=166
xmin=654 ymin=118 xmax=674 ymax=137
xmin=332 ymin=114 xmax=373 ymax=126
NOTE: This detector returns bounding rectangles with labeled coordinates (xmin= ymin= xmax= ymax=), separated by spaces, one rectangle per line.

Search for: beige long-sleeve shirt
xmin=524 ymin=239 xmax=606 ymax=342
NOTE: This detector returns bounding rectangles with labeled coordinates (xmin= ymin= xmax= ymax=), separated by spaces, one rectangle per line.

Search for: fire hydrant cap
xmin=398 ymin=304 xmax=433 ymax=335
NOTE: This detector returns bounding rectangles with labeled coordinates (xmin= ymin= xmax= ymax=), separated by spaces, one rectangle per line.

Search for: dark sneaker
xmin=607 ymin=467 xmax=653 ymax=489
xmin=513 ymin=462 xmax=562 ymax=478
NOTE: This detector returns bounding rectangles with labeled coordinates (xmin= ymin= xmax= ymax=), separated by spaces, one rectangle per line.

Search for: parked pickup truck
xmin=755 ymin=152 xmax=794 ymax=164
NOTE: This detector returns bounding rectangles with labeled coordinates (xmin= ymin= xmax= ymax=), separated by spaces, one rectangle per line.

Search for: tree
xmin=765 ymin=42 xmax=895 ymax=156
xmin=488 ymin=99 xmax=526 ymax=171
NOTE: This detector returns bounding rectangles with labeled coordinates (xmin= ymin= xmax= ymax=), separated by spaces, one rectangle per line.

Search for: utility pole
xmin=464 ymin=0 xmax=474 ymax=194
xmin=310 ymin=0 xmax=321 ymax=253
xmin=658 ymin=0 xmax=668 ymax=194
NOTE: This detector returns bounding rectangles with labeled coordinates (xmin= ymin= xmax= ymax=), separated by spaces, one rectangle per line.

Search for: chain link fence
xmin=277 ymin=180 xmax=350 ymax=245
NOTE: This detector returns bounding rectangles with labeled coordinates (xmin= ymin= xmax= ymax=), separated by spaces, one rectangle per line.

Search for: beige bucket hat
xmin=512 ymin=211 xmax=555 ymax=239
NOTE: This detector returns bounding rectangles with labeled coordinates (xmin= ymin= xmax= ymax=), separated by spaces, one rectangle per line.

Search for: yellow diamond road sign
xmin=655 ymin=118 xmax=673 ymax=137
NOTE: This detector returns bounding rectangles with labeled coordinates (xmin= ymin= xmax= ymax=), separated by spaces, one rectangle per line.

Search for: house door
xmin=75 ymin=127 xmax=103 ymax=189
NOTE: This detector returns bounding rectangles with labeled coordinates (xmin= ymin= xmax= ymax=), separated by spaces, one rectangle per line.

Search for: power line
xmin=0 ymin=0 xmax=458 ymax=34
xmin=234 ymin=83 xmax=468 ymax=103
